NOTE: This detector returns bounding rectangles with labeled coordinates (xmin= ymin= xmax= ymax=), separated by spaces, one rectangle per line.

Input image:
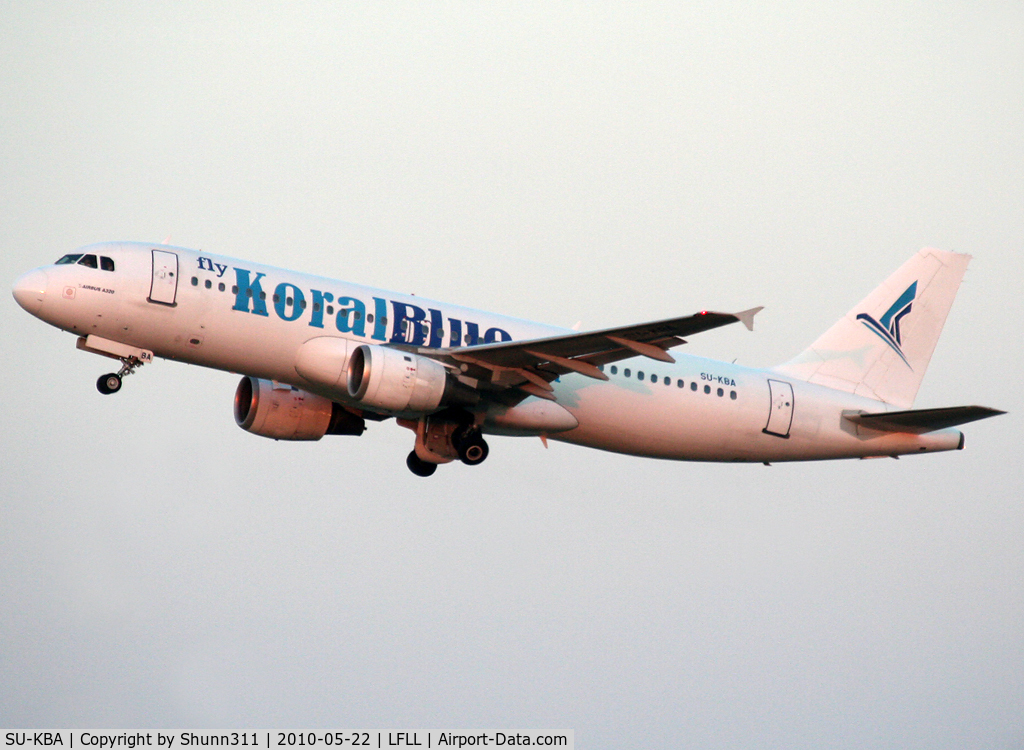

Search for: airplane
xmin=12 ymin=243 xmax=1004 ymax=476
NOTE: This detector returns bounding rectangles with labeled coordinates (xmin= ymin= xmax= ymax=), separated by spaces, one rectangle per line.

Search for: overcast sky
xmin=2 ymin=2 xmax=1022 ymax=747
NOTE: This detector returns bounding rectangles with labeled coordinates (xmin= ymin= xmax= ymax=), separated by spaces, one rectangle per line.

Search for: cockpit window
xmin=55 ymin=254 xmax=83 ymax=265
xmin=77 ymin=254 xmax=98 ymax=269
xmin=100 ymin=256 xmax=115 ymax=272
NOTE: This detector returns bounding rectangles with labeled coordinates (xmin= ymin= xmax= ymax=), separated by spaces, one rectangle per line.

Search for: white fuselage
xmin=16 ymin=242 xmax=963 ymax=462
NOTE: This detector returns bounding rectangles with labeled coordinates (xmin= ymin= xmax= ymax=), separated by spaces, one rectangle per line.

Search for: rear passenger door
xmin=763 ymin=379 xmax=794 ymax=438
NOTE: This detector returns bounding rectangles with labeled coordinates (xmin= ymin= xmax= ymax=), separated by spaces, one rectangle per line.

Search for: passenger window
xmin=219 ymin=283 xmax=225 ymax=292
xmin=638 ymin=371 xmax=645 ymax=380
xmin=191 ymin=277 xmax=198 ymax=286
xmin=204 ymin=279 xmax=212 ymax=289
xmin=717 ymin=387 xmax=724 ymax=397
xmin=327 ymin=306 xmax=334 ymax=315
xmin=704 ymin=385 xmax=711 ymax=394
xmin=664 ymin=377 xmax=670 ymax=386
xmin=77 ymin=254 xmax=98 ymax=269
xmin=300 ymin=299 xmax=306 ymax=309
xmin=313 ymin=302 xmax=321 ymax=312
xmin=691 ymin=382 xmax=697 ymax=391
xmin=100 ymin=256 xmax=115 ymax=271
xmin=730 ymin=390 xmax=737 ymax=400
xmin=232 ymin=285 xmax=238 ymax=294
xmin=610 ymin=366 xmax=618 ymax=375
xmin=273 ymin=294 xmax=280 ymax=303
xmin=677 ymin=379 xmax=684 ymax=388
xmin=260 ymin=291 xmax=267 ymax=300
xmin=624 ymin=369 xmax=631 ymax=377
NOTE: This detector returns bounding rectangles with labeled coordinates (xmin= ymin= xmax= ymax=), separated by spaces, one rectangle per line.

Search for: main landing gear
xmin=401 ymin=416 xmax=491 ymax=477
xmin=407 ymin=451 xmax=438 ymax=477
xmin=453 ymin=425 xmax=489 ymax=466
xmin=96 ymin=355 xmax=146 ymax=395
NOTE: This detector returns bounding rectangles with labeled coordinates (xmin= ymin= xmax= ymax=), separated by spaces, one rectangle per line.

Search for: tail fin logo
xmin=856 ymin=281 xmax=917 ymax=367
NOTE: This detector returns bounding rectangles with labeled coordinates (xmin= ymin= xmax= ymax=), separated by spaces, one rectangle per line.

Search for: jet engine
xmin=347 ymin=344 xmax=475 ymax=413
xmin=234 ymin=376 xmax=365 ymax=440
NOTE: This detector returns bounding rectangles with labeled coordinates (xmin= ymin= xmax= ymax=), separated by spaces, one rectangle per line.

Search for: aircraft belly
xmin=557 ymin=376 xmax=964 ymax=463
xmin=556 ymin=380 xmax=760 ymax=461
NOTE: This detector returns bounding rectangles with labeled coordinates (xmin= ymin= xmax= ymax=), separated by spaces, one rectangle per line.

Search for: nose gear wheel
xmin=95 ymin=355 xmax=146 ymax=395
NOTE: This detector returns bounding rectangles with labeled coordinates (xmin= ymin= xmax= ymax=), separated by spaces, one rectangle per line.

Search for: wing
xmin=415 ymin=307 xmax=763 ymax=402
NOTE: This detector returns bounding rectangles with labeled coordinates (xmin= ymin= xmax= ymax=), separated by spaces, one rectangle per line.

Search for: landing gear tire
xmin=455 ymin=430 xmax=489 ymax=466
xmin=407 ymin=451 xmax=438 ymax=477
xmin=97 ymin=373 xmax=122 ymax=395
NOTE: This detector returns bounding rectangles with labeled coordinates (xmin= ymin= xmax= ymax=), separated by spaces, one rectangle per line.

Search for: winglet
xmin=735 ymin=306 xmax=763 ymax=332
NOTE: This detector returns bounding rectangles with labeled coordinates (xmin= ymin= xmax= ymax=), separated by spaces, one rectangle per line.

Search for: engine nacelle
xmin=347 ymin=344 xmax=450 ymax=413
xmin=294 ymin=336 xmax=351 ymax=393
xmin=234 ymin=376 xmax=365 ymax=440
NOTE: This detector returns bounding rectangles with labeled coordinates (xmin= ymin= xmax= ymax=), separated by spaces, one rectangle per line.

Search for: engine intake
xmin=234 ymin=376 xmax=365 ymax=440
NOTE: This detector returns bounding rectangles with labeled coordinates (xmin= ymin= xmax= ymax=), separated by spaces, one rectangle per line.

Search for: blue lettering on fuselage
xmin=390 ymin=301 xmax=427 ymax=346
xmin=201 ymin=260 xmax=511 ymax=348
xmin=485 ymin=327 xmax=513 ymax=343
xmin=371 ymin=297 xmax=388 ymax=341
xmin=232 ymin=268 xmax=268 ymax=316
xmin=427 ymin=308 xmax=444 ymax=348
xmin=308 ymin=289 xmax=333 ymax=329
xmin=273 ymin=282 xmax=305 ymax=322
xmin=336 ymin=296 xmax=366 ymax=336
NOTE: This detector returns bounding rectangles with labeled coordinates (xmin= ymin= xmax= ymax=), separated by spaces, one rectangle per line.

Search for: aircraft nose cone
xmin=12 ymin=268 xmax=48 ymax=315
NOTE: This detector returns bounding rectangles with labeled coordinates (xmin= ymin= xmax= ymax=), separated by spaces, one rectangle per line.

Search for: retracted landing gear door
xmin=148 ymin=249 xmax=178 ymax=306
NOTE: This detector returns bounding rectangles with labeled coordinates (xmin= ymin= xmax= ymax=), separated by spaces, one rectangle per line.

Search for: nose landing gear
xmin=77 ymin=335 xmax=153 ymax=395
xmin=96 ymin=354 xmax=146 ymax=395
xmin=96 ymin=373 xmax=122 ymax=394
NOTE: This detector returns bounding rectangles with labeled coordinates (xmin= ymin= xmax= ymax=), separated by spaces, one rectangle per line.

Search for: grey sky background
xmin=2 ymin=2 xmax=1022 ymax=747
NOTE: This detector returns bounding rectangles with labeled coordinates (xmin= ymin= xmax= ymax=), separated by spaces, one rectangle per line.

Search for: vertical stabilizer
xmin=773 ymin=249 xmax=970 ymax=408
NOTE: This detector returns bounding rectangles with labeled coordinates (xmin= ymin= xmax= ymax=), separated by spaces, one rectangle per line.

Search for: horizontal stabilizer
xmin=845 ymin=405 xmax=1006 ymax=434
